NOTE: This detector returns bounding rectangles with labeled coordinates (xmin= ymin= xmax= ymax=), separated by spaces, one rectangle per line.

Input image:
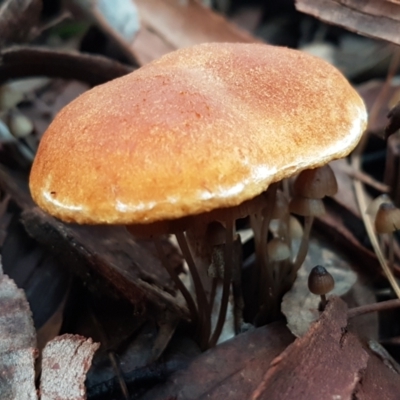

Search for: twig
xmin=348 ymin=299 xmax=400 ymax=319
xmin=0 ymin=46 xmax=133 ymax=86
xmin=338 ymin=163 xmax=390 ymax=193
xmin=351 ymin=49 xmax=400 ymax=299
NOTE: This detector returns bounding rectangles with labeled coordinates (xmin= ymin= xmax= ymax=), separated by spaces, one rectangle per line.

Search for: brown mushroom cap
xmin=375 ymin=203 xmax=400 ymax=234
xmin=29 ymin=43 xmax=367 ymax=225
xmin=293 ymin=164 xmax=338 ymax=199
xmin=308 ymin=265 xmax=335 ymax=295
xmin=289 ymin=196 xmax=326 ymax=217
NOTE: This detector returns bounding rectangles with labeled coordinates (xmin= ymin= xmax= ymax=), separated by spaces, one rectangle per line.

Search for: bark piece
xmin=40 ymin=334 xmax=100 ymax=400
xmin=251 ymin=297 xmax=369 ymax=400
xmin=0 ymin=263 xmax=37 ymax=400
xmin=141 ymin=322 xmax=294 ymax=400
xmin=22 ymin=207 xmax=188 ymax=317
xmin=0 ymin=166 xmax=187 ymax=319
xmin=296 ymin=0 xmax=400 ymax=46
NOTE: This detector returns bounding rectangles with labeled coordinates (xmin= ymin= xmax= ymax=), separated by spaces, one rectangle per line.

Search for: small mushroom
xmin=375 ymin=202 xmax=400 ymax=271
xmin=293 ymin=164 xmax=338 ymax=199
xmin=375 ymin=202 xmax=400 ymax=234
xmin=289 ymin=165 xmax=338 ymax=284
xmin=308 ymin=265 xmax=335 ymax=310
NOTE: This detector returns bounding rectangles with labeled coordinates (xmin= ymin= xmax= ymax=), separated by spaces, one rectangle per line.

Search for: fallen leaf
xmin=0 ymin=260 xmax=37 ymax=400
xmin=141 ymin=322 xmax=294 ymax=400
xmin=109 ymin=0 xmax=257 ymax=65
xmin=40 ymin=334 xmax=100 ymax=400
xmin=69 ymin=0 xmax=140 ymax=63
xmin=252 ymin=297 xmax=369 ymax=400
xmin=355 ymin=340 xmax=400 ymax=399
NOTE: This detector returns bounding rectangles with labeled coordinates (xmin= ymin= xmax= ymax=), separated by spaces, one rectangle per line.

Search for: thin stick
xmin=349 ymin=49 xmax=400 ymax=297
xmin=153 ymin=238 xmax=198 ymax=324
xmin=352 ymin=178 xmax=400 ymax=298
xmin=348 ymin=299 xmax=400 ymax=319
xmin=107 ymin=352 xmax=130 ymax=400
xmin=338 ymin=163 xmax=390 ymax=193
xmin=88 ymin=301 xmax=129 ymax=400
xmin=208 ymin=218 xmax=234 ymax=348
xmin=388 ymin=233 xmax=395 ymax=272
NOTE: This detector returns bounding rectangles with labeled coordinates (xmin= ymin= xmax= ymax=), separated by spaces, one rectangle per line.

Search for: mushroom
xmin=29 ymin=42 xmax=367 ymax=348
xmin=374 ymin=202 xmax=400 ymax=271
xmin=288 ymin=164 xmax=338 ymax=285
xmin=308 ymin=265 xmax=335 ymax=310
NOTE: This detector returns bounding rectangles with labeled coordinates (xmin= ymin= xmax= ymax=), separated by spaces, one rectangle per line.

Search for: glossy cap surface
xmin=30 ymin=43 xmax=367 ymax=225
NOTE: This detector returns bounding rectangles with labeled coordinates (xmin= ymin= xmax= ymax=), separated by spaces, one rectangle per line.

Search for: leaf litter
xmin=0 ymin=258 xmax=99 ymax=400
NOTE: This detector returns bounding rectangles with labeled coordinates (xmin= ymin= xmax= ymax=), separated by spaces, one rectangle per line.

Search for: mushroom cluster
xmin=29 ymin=43 xmax=367 ymax=349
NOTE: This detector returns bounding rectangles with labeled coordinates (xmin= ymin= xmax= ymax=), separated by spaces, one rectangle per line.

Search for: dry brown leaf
xmin=252 ymin=297 xmax=369 ymax=400
xmin=40 ymin=334 xmax=100 ymax=400
xmin=0 ymin=261 xmax=37 ymax=400
xmin=69 ymin=0 xmax=140 ymax=63
xmin=354 ymin=340 xmax=400 ymax=399
xmin=71 ymin=0 xmax=258 ymax=65
xmin=141 ymin=322 xmax=294 ymax=400
xmin=0 ymin=257 xmax=99 ymax=400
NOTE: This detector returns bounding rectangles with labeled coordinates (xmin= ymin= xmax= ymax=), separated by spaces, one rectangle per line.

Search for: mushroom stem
xmin=320 ymin=294 xmax=327 ymax=311
xmin=175 ymin=231 xmax=211 ymax=346
xmin=291 ymin=216 xmax=314 ymax=281
xmin=232 ymin=279 xmax=244 ymax=334
xmin=209 ymin=277 xmax=218 ymax=311
xmin=208 ymin=218 xmax=234 ymax=348
xmin=153 ymin=238 xmax=198 ymax=324
xmin=232 ymin=237 xmax=245 ymax=334
xmin=256 ymin=185 xmax=277 ymax=309
xmin=250 ymin=213 xmax=263 ymax=306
